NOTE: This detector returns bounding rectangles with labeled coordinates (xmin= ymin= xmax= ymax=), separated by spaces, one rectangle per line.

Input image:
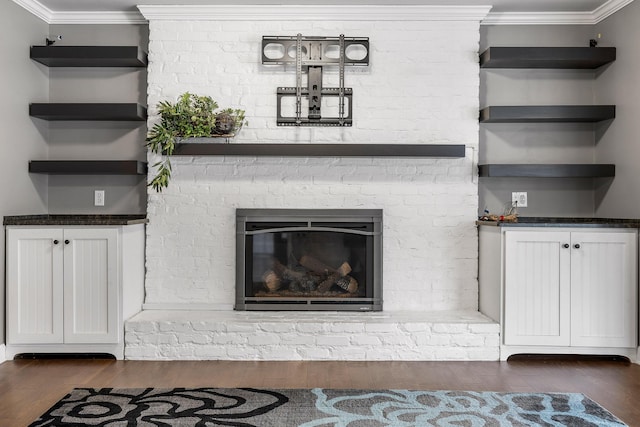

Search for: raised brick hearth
xmin=125 ymin=310 xmax=499 ymax=360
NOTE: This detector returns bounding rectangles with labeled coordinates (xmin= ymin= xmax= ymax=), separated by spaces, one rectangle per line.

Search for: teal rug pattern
xmin=30 ymin=387 xmax=627 ymax=426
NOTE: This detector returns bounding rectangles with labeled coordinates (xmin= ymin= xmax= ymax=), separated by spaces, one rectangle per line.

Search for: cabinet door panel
xmin=6 ymin=229 xmax=64 ymax=344
xmin=504 ymin=231 xmax=571 ymax=346
xmin=63 ymin=229 xmax=119 ymax=344
xmin=570 ymin=231 xmax=637 ymax=348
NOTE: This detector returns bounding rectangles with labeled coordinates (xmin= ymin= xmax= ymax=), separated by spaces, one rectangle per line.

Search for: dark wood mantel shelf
xmin=171 ymin=143 xmax=466 ymax=158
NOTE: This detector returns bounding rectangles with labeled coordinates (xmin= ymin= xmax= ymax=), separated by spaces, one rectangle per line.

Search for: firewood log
xmin=272 ymin=260 xmax=320 ymax=291
xmin=335 ymin=276 xmax=358 ymax=293
xmin=316 ymin=272 xmax=341 ymax=293
xmin=262 ymin=270 xmax=281 ymax=292
xmin=299 ymin=255 xmax=352 ymax=277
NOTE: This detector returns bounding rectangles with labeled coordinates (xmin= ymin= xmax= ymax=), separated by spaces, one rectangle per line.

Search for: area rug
xmin=30 ymin=387 xmax=627 ymax=426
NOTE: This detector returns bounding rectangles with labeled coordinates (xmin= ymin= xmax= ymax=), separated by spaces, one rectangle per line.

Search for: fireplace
xmin=235 ymin=209 xmax=382 ymax=311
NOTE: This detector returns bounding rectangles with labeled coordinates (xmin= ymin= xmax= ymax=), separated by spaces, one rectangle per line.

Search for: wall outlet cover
xmin=94 ymin=190 xmax=105 ymax=206
xmin=511 ymin=192 xmax=528 ymax=208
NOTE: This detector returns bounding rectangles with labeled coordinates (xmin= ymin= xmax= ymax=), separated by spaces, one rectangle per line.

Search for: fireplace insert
xmin=235 ymin=209 xmax=382 ymax=311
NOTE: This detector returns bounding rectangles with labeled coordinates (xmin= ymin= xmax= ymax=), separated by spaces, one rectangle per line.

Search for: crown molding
xmin=48 ymin=11 xmax=147 ymax=25
xmin=592 ymin=0 xmax=636 ymax=22
xmin=11 ymin=0 xmax=52 ymax=23
xmin=138 ymin=5 xmax=492 ymax=21
xmin=11 ymin=0 xmax=145 ymax=24
xmin=482 ymin=0 xmax=635 ymax=25
xmin=11 ymin=0 xmax=636 ymax=26
xmin=481 ymin=11 xmax=596 ymax=25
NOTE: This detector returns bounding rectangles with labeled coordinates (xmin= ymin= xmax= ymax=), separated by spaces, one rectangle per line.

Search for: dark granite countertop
xmin=477 ymin=217 xmax=640 ymax=228
xmin=3 ymin=214 xmax=148 ymax=226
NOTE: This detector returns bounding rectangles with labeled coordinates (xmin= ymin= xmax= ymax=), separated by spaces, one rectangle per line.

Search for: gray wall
xmin=594 ymin=1 xmax=640 ymax=218
xmin=479 ymin=25 xmax=605 ymax=217
xmin=0 ymin=1 xmax=50 ymax=346
xmin=47 ymin=24 xmax=148 ymax=214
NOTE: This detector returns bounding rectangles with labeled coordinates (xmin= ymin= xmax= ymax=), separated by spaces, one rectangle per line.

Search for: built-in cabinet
xmin=5 ymin=224 xmax=145 ymax=359
xmin=479 ymin=225 xmax=638 ymax=360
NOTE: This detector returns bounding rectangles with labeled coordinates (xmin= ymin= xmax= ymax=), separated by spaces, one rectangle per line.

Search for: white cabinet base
xmin=500 ymin=345 xmax=638 ymax=362
xmin=6 ymin=224 xmax=145 ymax=361
xmin=5 ymin=343 xmax=125 ymax=360
xmin=479 ymin=226 xmax=638 ymax=363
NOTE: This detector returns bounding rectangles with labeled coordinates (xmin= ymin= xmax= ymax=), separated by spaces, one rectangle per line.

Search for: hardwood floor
xmin=2 ymin=357 xmax=640 ymax=425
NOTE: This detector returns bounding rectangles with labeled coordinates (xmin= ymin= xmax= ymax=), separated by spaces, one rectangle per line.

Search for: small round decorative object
xmin=215 ymin=112 xmax=235 ymax=134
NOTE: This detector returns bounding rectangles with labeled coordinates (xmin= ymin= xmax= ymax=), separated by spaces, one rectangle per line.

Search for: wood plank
xmin=29 ymin=103 xmax=147 ymax=121
xmin=480 ymin=47 xmax=616 ymax=69
xmin=1 ymin=359 xmax=640 ymax=426
xmin=479 ymin=105 xmax=615 ymax=123
xmin=30 ymin=46 xmax=147 ymax=67
xmin=478 ymin=164 xmax=615 ymax=178
xmin=29 ymin=160 xmax=147 ymax=175
xmin=171 ymin=143 xmax=466 ymax=158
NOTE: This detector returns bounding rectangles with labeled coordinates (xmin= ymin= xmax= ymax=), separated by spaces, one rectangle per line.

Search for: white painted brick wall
xmin=125 ymin=311 xmax=500 ymax=361
xmin=145 ymin=18 xmax=481 ymax=312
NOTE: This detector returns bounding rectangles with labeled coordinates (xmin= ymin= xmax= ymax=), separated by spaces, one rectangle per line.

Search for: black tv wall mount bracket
xmin=262 ymin=34 xmax=369 ymax=126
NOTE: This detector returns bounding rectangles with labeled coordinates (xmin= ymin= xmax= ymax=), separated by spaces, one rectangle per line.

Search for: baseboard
xmin=141 ymin=303 xmax=234 ymax=311
xmin=0 ymin=344 xmax=6 ymax=364
xmin=501 ymin=345 xmax=638 ymax=362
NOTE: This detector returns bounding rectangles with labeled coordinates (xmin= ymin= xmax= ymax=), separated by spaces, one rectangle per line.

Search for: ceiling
xmin=12 ymin=0 xmax=635 ymax=24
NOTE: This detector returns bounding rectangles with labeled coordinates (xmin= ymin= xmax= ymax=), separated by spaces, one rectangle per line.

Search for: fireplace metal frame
xmin=235 ymin=208 xmax=382 ymax=311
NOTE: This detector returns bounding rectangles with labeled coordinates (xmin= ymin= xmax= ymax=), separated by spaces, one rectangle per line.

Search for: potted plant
xmin=146 ymin=92 xmax=245 ymax=191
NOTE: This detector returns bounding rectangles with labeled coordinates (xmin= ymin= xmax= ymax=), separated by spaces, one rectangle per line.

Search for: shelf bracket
xmin=262 ymin=34 xmax=369 ymax=127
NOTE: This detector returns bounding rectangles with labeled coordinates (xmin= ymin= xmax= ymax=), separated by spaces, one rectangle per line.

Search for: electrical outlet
xmin=511 ymin=192 xmax=528 ymax=208
xmin=94 ymin=190 xmax=105 ymax=206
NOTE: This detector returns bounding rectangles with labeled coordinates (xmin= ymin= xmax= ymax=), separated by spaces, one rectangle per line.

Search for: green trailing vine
xmin=146 ymin=92 xmax=246 ymax=192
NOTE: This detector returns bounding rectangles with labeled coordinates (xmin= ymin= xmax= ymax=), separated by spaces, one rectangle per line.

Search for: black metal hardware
xmin=65 ymin=240 xmax=70 ymax=245
xmin=574 ymin=243 xmax=581 ymax=249
xmin=262 ymin=34 xmax=369 ymax=127
xmin=563 ymin=243 xmax=570 ymax=248
xmin=53 ymin=240 xmax=59 ymax=245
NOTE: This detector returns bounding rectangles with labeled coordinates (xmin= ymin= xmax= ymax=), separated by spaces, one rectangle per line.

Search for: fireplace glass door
xmin=236 ymin=209 xmax=382 ymax=311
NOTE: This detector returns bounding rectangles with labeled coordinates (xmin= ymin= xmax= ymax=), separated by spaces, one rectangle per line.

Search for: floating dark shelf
xmin=170 ymin=143 xmax=466 ymax=158
xmin=30 ymin=46 xmax=147 ymax=67
xmin=480 ymin=47 xmax=616 ymax=69
xmin=478 ymin=164 xmax=615 ymax=178
xmin=479 ymin=105 xmax=615 ymax=123
xmin=29 ymin=161 xmax=147 ymax=175
xmin=29 ymin=103 xmax=147 ymax=121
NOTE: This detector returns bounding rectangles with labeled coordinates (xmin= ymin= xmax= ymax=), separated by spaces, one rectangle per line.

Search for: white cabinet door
xmin=6 ymin=228 xmax=64 ymax=344
xmin=504 ymin=230 xmax=571 ymax=346
xmin=63 ymin=228 xmax=119 ymax=344
xmin=570 ymin=231 xmax=637 ymax=348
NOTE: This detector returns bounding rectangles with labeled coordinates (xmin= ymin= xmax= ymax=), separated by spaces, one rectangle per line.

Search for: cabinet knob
xmin=53 ymin=239 xmax=59 ymax=245
xmin=563 ymin=243 xmax=570 ymax=249
xmin=64 ymin=239 xmax=70 ymax=245
xmin=574 ymin=243 xmax=581 ymax=249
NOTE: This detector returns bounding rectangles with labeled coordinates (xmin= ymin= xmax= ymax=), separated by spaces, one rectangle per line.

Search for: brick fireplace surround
xmin=125 ymin=5 xmax=500 ymax=361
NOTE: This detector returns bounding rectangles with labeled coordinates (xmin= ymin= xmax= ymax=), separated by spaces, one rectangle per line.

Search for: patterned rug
xmin=30 ymin=388 xmax=627 ymax=426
